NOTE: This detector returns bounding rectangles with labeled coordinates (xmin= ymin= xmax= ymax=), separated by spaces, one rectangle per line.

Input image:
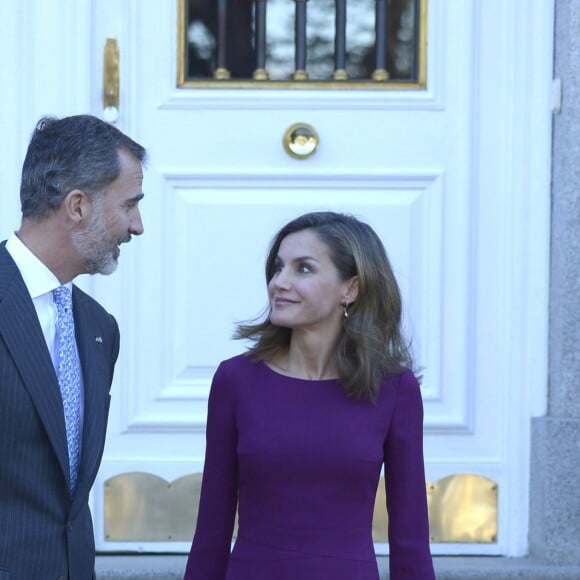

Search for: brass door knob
xmin=283 ymin=123 xmax=319 ymax=159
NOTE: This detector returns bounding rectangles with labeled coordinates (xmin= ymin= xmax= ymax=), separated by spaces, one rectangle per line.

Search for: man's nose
xmin=130 ymin=210 xmax=144 ymax=236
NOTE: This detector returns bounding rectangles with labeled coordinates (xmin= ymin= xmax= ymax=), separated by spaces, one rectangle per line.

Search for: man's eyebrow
xmin=125 ymin=193 xmax=145 ymax=204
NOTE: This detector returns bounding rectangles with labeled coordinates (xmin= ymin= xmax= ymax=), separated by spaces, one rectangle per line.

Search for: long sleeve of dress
xmin=183 ymin=363 xmax=239 ymax=580
xmin=383 ymin=371 xmax=435 ymax=579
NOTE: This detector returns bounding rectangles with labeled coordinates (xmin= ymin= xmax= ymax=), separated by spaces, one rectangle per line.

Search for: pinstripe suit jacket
xmin=0 ymin=242 xmax=120 ymax=580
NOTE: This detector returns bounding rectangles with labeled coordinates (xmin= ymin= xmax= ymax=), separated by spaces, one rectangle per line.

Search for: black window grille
xmin=178 ymin=0 xmax=426 ymax=88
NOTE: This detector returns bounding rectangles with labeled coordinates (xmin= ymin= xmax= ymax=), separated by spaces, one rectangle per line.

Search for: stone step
xmin=95 ymin=555 xmax=580 ymax=579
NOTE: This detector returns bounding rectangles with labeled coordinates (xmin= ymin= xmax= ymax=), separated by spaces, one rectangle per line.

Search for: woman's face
xmin=268 ymin=229 xmax=356 ymax=338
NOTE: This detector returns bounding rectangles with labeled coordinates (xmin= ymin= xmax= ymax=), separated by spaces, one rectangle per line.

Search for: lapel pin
xmin=95 ymin=336 xmax=103 ymax=343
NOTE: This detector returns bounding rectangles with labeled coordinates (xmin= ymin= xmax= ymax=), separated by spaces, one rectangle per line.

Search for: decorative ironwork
xmin=178 ymin=0 xmax=427 ymax=89
xmin=333 ymin=0 xmax=348 ymax=80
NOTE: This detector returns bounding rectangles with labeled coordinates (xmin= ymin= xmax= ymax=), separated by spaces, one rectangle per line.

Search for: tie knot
xmin=53 ymin=286 xmax=73 ymax=311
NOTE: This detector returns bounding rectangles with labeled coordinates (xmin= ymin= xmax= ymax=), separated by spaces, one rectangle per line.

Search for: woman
xmin=184 ymin=211 xmax=435 ymax=579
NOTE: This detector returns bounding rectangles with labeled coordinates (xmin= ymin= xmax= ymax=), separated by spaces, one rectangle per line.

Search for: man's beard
xmin=72 ymin=197 xmax=121 ymax=276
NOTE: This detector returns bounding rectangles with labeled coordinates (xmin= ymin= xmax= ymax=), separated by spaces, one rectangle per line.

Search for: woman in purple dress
xmin=184 ymin=212 xmax=435 ymax=579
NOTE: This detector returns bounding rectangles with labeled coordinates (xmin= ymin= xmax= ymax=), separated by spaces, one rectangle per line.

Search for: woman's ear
xmin=344 ymin=276 xmax=359 ymax=304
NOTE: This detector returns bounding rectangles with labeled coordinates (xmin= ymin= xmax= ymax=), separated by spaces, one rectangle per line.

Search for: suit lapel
xmin=0 ymin=245 xmax=71 ymax=486
xmin=73 ymin=287 xmax=109 ymax=497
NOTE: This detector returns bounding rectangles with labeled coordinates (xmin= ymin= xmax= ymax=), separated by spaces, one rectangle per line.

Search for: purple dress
xmin=184 ymin=354 xmax=435 ymax=580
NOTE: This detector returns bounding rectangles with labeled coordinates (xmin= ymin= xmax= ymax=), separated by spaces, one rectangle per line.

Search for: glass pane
xmin=183 ymin=0 xmax=422 ymax=84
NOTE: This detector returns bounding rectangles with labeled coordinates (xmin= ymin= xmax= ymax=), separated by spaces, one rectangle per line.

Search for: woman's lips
xmin=273 ymin=297 xmax=297 ymax=305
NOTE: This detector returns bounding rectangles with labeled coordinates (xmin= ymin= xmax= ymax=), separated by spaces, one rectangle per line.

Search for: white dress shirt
xmin=6 ymin=232 xmax=85 ymax=429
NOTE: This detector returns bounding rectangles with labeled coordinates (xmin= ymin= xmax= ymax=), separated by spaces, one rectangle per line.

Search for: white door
xmin=89 ymin=0 xmax=553 ymax=557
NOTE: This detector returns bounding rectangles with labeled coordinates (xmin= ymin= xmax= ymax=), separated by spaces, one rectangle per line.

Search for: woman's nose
xmin=272 ymin=269 xmax=290 ymax=289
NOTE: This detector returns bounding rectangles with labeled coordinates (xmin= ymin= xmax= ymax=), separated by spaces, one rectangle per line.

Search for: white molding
xmin=465 ymin=0 xmax=554 ymax=557
xmin=504 ymin=0 xmax=554 ymax=557
xmin=156 ymin=168 xmax=444 ymax=186
xmin=158 ymin=89 xmax=444 ymax=113
xmin=153 ymin=0 xmax=445 ymax=113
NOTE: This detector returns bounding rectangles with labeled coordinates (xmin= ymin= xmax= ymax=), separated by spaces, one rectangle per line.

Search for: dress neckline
xmin=260 ymin=360 xmax=339 ymax=384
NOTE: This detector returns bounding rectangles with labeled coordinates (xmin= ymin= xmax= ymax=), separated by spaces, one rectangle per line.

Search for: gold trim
xmin=177 ymin=0 xmax=428 ymax=90
xmin=176 ymin=0 xmax=186 ymax=87
xmin=371 ymin=68 xmax=390 ymax=82
xmin=214 ymin=68 xmax=231 ymax=80
xmin=292 ymin=69 xmax=309 ymax=81
xmin=104 ymin=471 xmax=497 ymax=543
xmin=104 ymin=472 xmax=202 ymax=541
xmin=372 ymin=476 xmax=388 ymax=542
xmin=418 ymin=0 xmax=428 ymax=87
xmin=427 ymin=474 xmax=498 ymax=543
xmin=103 ymin=38 xmax=120 ymax=110
xmin=178 ymin=80 xmax=423 ymax=91
xmin=253 ymin=68 xmax=269 ymax=81
xmin=332 ymin=69 xmax=349 ymax=81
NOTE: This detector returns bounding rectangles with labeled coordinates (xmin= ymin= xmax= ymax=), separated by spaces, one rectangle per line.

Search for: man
xmin=0 ymin=115 xmax=146 ymax=579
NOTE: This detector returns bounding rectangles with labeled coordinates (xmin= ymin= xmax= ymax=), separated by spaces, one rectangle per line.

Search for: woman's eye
xmin=298 ymin=263 xmax=311 ymax=273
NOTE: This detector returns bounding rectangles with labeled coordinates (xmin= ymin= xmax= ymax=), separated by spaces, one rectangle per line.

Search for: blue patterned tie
xmin=53 ymin=286 xmax=82 ymax=494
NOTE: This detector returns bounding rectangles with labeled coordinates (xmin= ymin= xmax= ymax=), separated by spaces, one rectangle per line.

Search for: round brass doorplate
xmin=283 ymin=123 xmax=319 ymax=159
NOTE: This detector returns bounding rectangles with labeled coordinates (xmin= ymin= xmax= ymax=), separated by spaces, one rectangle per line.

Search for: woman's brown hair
xmin=234 ymin=211 xmax=415 ymax=401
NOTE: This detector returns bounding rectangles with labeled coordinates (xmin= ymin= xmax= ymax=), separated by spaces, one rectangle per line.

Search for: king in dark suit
xmin=0 ymin=115 xmax=146 ymax=580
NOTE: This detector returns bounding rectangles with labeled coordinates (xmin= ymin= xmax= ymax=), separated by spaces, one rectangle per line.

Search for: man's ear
xmin=63 ymin=189 xmax=90 ymax=224
xmin=344 ymin=276 xmax=359 ymax=304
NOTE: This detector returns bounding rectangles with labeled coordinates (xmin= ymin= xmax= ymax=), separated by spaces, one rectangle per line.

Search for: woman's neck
xmin=270 ymin=333 xmax=339 ymax=380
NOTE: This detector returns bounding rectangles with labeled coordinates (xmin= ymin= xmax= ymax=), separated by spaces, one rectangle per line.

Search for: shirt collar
xmin=5 ymin=232 xmax=71 ymax=299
